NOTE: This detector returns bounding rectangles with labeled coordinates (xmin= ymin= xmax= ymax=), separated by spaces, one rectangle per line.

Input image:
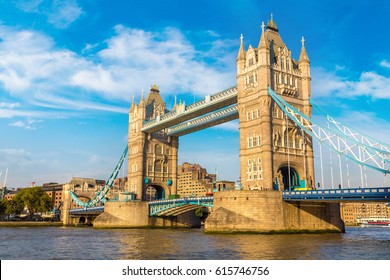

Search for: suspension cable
xmin=346 ymin=157 xmax=351 ymax=188
xmin=302 ymin=126 xmax=307 ymax=187
xmin=286 ymin=113 xmax=291 ymax=191
xmin=327 ymin=122 xmax=334 ymax=189
xmin=319 ymin=129 xmax=325 ymax=189
xmin=337 ymin=136 xmax=343 ymax=188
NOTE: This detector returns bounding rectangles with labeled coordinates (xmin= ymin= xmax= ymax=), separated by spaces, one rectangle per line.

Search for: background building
xmin=177 ymin=162 xmax=216 ymax=197
xmin=41 ymin=182 xmax=64 ymax=211
xmin=340 ymin=202 xmax=390 ymax=225
xmin=215 ymin=180 xmax=236 ymax=192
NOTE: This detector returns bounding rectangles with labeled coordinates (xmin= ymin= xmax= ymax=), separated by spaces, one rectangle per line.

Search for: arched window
xmin=155 ymin=144 xmax=162 ymax=155
xmin=155 ymin=161 xmax=162 ymax=173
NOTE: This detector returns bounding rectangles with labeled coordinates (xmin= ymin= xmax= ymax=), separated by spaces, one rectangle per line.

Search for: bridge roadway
xmin=282 ymin=187 xmax=390 ymax=202
xmin=68 ymin=187 xmax=390 ymax=217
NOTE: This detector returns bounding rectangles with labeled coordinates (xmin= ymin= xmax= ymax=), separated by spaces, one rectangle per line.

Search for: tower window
xmin=155 ymin=144 xmax=162 ymax=154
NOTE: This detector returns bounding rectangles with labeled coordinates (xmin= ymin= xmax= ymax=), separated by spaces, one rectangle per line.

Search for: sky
xmin=0 ymin=0 xmax=389 ymax=189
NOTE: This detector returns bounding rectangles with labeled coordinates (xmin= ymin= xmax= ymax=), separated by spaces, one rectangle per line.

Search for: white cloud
xmin=15 ymin=0 xmax=44 ymax=12
xmin=9 ymin=118 xmax=42 ymax=130
xmin=312 ymin=67 xmax=390 ymax=99
xmin=88 ymin=25 xmax=236 ymax=97
xmin=9 ymin=120 xmax=25 ymax=127
xmin=47 ymin=0 xmax=84 ymax=29
xmin=0 ymin=102 xmax=20 ymax=109
xmin=15 ymin=0 xmax=84 ymax=29
xmin=380 ymin=60 xmax=390 ymax=69
xmin=0 ymin=23 xmax=236 ymax=119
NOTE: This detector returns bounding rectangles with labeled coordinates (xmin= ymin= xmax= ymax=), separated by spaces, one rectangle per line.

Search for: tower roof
xmin=266 ymin=13 xmax=278 ymax=32
xmin=264 ymin=15 xmax=286 ymax=64
xmin=145 ymin=83 xmax=167 ymax=119
xmin=145 ymin=83 xmax=164 ymax=107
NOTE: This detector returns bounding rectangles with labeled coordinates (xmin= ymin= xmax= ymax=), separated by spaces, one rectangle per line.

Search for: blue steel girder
xmin=141 ymin=86 xmax=238 ymax=133
xmin=167 ymin=105 xmax=238 ymax=136
xmin=149 ymin=197 xmax=214 ymax=216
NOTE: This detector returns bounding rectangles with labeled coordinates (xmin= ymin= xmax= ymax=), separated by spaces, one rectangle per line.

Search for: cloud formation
xmin=312 ymin=67 xmax=390 ymax=99
xmin=0 ymin=24 xmax=237 ymax=120
xmin=15 ymin=0 xmax=84 ymax=29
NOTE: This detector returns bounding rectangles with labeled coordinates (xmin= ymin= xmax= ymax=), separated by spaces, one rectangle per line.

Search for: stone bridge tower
xmin=237 ymin=16 xmax=315 ymax=191
xmin=127 ymin=84 xmax=179 ymax=201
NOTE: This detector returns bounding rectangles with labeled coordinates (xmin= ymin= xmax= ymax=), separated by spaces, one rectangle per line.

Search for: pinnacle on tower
xmin=130 ymin=93 xmax=135 ymax=112
xmin=151 ymin=82 xmax=160 ymax=92
xmin=258 ymin=21 xmax=268 ymax=49
xmin=299 ymin=36 xmax=310 ymax=62
xmin=139 ymin=89 xmax=145 ymax=107
xmin=267 ymin=13 xmax=278 ymax=32
xmin=236 ymin=33 xmax=246 ymax=61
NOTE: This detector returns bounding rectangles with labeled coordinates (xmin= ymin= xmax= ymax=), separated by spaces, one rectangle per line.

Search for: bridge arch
xmin=145 ymin=184 xmax=168 ymax=201
xmin=276 ymin=164 xmax=302 ymax=191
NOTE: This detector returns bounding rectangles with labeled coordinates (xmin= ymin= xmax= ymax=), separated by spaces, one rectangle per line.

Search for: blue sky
xmin=0 ymin=0 xmax=389 ymax=188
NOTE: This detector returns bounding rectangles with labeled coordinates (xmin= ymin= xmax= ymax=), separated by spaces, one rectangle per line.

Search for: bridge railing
xmin=282 ymin=187 xmax=390 ymax=201
xmin=149 ymin=196 xmax=213 ymax=205
xmin=68 ymin=206 xmax=104 ymax=215
xmin=148 ymin=197 xmax=214 ymax=216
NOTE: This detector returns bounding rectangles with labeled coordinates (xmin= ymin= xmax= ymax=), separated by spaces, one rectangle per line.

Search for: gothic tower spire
xmin=130 ymin=93 xmax=135 ymax=113
xmin=236 ymin=34 xmax=246 ymax=61
xmin=299 ymin=36 xmax=310 ymax=63
xmin=258 ymin=22 xmax=268 ymax=49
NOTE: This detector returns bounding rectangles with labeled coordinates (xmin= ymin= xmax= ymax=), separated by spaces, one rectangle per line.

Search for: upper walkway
xmin=141 ymin=86 xmax=237 ymax=134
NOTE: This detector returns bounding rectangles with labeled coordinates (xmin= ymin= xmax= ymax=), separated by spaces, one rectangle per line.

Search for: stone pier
xmin=93 ymin=201 xmax=201 ymax=229
xmin=205 ymin=190 xmax=345 ymax=233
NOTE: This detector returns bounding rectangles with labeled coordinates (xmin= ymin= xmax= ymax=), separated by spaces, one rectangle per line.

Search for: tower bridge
xmin=65 ymin=16 xmax=390 ymax=232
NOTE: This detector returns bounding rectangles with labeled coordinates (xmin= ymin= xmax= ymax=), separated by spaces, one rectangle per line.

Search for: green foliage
xmin=0 ymin=198 xmax=7 ymax=214
xmin=195 ymin=208 xmax=203 ymax=217
xmin=13 ymin=187 xmax=53 ymax=216
xmin=5 ymin=197 xmax=24 ymax=215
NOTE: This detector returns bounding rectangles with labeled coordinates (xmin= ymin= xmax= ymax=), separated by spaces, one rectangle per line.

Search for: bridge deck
xmin=68 ymin=206 xmax=104 ymax=215
xmin=282 ymin=187 xmax=390 ymax=202
xmin=68 ymin=188 xmax=390 ymax=216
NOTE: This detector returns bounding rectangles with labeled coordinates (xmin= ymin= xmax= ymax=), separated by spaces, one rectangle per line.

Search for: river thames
xmin=0 ymin=226 xmax=389 ymax=260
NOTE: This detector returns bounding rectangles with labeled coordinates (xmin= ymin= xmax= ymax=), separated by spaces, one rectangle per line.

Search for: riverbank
xmin=0 ymin=221 xmax=63 ymax=227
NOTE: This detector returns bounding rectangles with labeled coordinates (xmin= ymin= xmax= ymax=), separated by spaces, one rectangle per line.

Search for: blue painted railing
xmin=282 ymin=187 xmax=390 ymax=201
xmin=68 ymin=206 xmax=104 ymax=215
xmin=149 ymin=197 xmax=214 ymax=216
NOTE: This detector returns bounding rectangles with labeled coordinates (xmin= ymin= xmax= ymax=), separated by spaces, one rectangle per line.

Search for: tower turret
xmin=236 ymin=34 xmax=246 ymax=76
xmin=298 ymin=36 xmax=311 ymax=101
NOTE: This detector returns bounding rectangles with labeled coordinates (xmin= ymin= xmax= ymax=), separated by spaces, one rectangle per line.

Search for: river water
xmin=0 ymin=226 xmax=389 ymax=260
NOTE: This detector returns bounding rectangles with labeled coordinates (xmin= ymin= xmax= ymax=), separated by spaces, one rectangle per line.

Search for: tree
xmin=5 ymin=197 xmax=24 ymax=216
xmin=14 ymin=187 xmax=53 ymax=217
xmin=0 ymin=198 xmax=7 ymax=215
